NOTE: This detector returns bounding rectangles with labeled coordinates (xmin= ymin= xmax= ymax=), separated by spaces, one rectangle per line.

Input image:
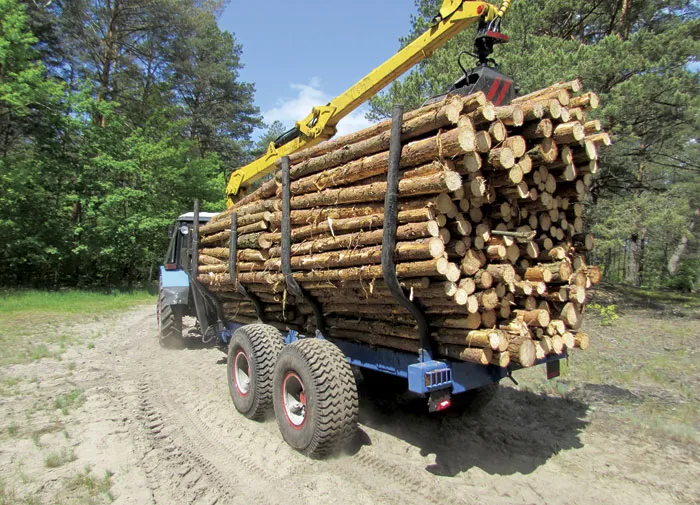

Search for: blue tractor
xmin=157 ymin=209 xmax=219 ymax=348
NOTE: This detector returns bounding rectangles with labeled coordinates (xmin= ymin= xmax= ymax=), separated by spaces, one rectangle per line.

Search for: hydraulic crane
xmin=225 ymin=0 xmax=515 ymax=205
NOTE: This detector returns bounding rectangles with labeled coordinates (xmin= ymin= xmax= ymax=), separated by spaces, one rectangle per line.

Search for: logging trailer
xmin=157 ymin=0 xmax=569 ymax=458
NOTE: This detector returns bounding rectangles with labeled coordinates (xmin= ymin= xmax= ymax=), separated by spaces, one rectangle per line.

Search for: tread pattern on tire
xmin=283 ymin=339 xmax=359 ymax=458
xmin=232 ymin=324 xmax=284 ymax=420
xmin=158 ymin=291 xmax=183 ymax=348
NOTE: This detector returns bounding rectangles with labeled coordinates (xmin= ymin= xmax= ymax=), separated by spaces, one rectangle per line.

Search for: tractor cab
xmin=158 ymin=210 xmax=219 ymax=348
xmin=163 ymin=212 xmax=217 ymax=275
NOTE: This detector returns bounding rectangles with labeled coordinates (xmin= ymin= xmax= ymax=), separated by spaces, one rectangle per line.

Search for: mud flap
xmin=160 ymin=267 xmax=190 ymax=306
xmin=546 ymin=359 xmax=561 ymax=379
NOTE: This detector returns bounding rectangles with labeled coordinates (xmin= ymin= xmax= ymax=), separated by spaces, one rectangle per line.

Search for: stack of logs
xmin=197 ymin=79 xmax=604 ymax=369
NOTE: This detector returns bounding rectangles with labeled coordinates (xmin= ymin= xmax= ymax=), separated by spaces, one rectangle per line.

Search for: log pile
xmin=197 ymin=80 xmax=604 ymax=369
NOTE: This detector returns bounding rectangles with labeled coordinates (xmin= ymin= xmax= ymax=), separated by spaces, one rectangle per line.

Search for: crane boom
xmin=226 ymin=0 xmax=511 ymax=205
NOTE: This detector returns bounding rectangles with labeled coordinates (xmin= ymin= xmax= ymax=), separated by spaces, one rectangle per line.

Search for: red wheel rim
xmin=282 ymin=371 xmax=306 ymax=429
xmin=233 ymin=350 xmax=251 ymax=397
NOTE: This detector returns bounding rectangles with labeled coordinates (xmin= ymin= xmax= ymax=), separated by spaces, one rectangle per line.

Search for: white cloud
xmin=264 ymin=78 xmax=375 ymax=137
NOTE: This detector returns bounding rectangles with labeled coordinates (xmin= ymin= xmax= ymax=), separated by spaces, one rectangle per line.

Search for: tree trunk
xmin=668 ymin=207 xmax=699 ymax=275
xmin=618 ymin=0 xmax=631 ymax=40
xmin=287 ymin=95 xmax=486 ymax=179
xmin=96 ymin=0 xmax=121 ymax=127
xmin=626 ymin=228 xmax=646 ymax=287
xmin=197 ymin=82 xmax=610 ymax=365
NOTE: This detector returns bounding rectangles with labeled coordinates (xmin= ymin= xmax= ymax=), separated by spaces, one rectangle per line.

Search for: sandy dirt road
xmin=0 ymin=304 xmax=698 ymax=504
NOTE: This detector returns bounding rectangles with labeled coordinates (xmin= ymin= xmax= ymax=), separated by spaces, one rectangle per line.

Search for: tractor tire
xmin=273 ymin=339 xmax=359 ymax=458
xmin=227 ymin=324 xmax=284 ymax=421
xmin=158 ymin=291 xmax=184 ymax=349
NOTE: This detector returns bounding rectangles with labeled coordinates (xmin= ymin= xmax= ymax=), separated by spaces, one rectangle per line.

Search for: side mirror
xmin=167 ymin=224 xmax=174 ymax=236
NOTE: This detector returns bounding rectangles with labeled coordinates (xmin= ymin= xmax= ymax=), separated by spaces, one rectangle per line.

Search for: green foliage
xmin=369 ymin=0 xmax=700 ymax=289
xmin=0 ymin=0 xmax=260 ymax=288
xmin=588 ymin=303 xmax=620 ymax=326
xmin=0 ymin=0 xmax=63 ymax=117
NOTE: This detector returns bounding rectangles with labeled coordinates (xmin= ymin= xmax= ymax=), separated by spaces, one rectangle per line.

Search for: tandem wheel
xmin=272 ymin=338 xmax=359 ymax=458
xmin=227 ymin=324 xmax=285 ymax=420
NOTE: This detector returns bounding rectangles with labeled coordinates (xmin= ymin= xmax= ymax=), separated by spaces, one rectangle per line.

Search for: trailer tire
xmin=158 ymin=291 xmax=184 ymax=349
xmin=273 ymin=339 xmax=359 ymax=458
xmin=227 ymin=324 xmax=284 ymax=421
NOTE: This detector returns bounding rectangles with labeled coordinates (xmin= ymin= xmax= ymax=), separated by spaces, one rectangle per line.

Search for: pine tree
xmin=369 ymin=0 xmax=700 ymax=289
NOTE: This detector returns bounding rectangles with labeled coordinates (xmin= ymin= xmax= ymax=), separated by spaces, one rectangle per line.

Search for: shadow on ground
xmin=352 ymin=376 xmax=589 ymax=477
xmin=590 ymin=282 xmax=700 ymax=319
xmin=177 ymin=324 xmax=590 ymax=477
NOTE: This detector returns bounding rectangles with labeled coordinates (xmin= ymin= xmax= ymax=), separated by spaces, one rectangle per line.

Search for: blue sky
xmin=218 ymin=1 xmax=419 ymax=137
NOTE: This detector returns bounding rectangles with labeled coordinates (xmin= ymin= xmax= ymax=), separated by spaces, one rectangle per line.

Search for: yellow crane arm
xmin=226 ymin=0 xmax=505 ymax=205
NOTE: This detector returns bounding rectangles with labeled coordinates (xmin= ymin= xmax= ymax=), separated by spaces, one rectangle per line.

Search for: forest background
xmin=1 ymin=0 xmax=698 ymax=290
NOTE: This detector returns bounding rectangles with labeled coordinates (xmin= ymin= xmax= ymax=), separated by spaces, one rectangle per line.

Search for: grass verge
xmin=0 ymin=290 xmax=154 ymax=317
xmin=514 ymin=284 xmax=700 ymax=446
xmin=0 ymin=290 xmax=154 ymax=366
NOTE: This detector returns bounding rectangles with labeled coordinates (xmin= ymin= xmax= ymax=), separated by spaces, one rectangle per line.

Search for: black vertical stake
xmin=229 ymin=212 xmax=238 ymax=286
xmin=192 ymin=199 xmax=200 ymax=276
xmin=190 ymin=199 xmax=211 ymax=336
xmin=281 ymin=156 xmax=326 ymax=336
xmin=229 ymin=212 xmax=265 ymax=322
xmin=382 ymin=104 xmax=434 ymax=361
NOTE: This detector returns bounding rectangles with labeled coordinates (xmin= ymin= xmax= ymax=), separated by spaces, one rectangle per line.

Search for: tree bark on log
xmin=264 ymin=239 xmax=444 ymax=270
xmin=268 ymin=204 xmax=435 ymax=227
xmin=287 ymin=91 xmax=487 ymax=169
xmin=290 ymin=171 xmax=462 ymax=209
xmin=290 ymin=128 xmax=473 ymax=194
xmin=437 ymin=344 xmax=492 ymax=365
xmin=267 ymin=220 xmax=440 ymax=257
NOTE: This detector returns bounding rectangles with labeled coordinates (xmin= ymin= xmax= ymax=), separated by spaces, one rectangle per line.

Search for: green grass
xmin=53 ymin=390 xmax=85 ymax=415
xmin=44 ymin=449 xmax=77 ymax=468
xmin=511 ymin=283 xmax=700 ymax=446
xmin=6 ymin=424 xmax=19 ymax=438
xmin=0 ymin=290 xmax=154 ymax=366
xmin=65 ymin=468 xmax=114 ymax=503
xmin=28 ymin=345 xmax=52 ymax=362
xmin=622 ymin=285 xmax=700 ymax=306
xmin=592 ymin=283 xmax=700 ymax=314
xmin=0 ymin=377 xmax=21 ymax=398
xmin=0 ymin=290 xmax=154 ymax=317
xmin=0 ymin=479 xmax=17 ymax=505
